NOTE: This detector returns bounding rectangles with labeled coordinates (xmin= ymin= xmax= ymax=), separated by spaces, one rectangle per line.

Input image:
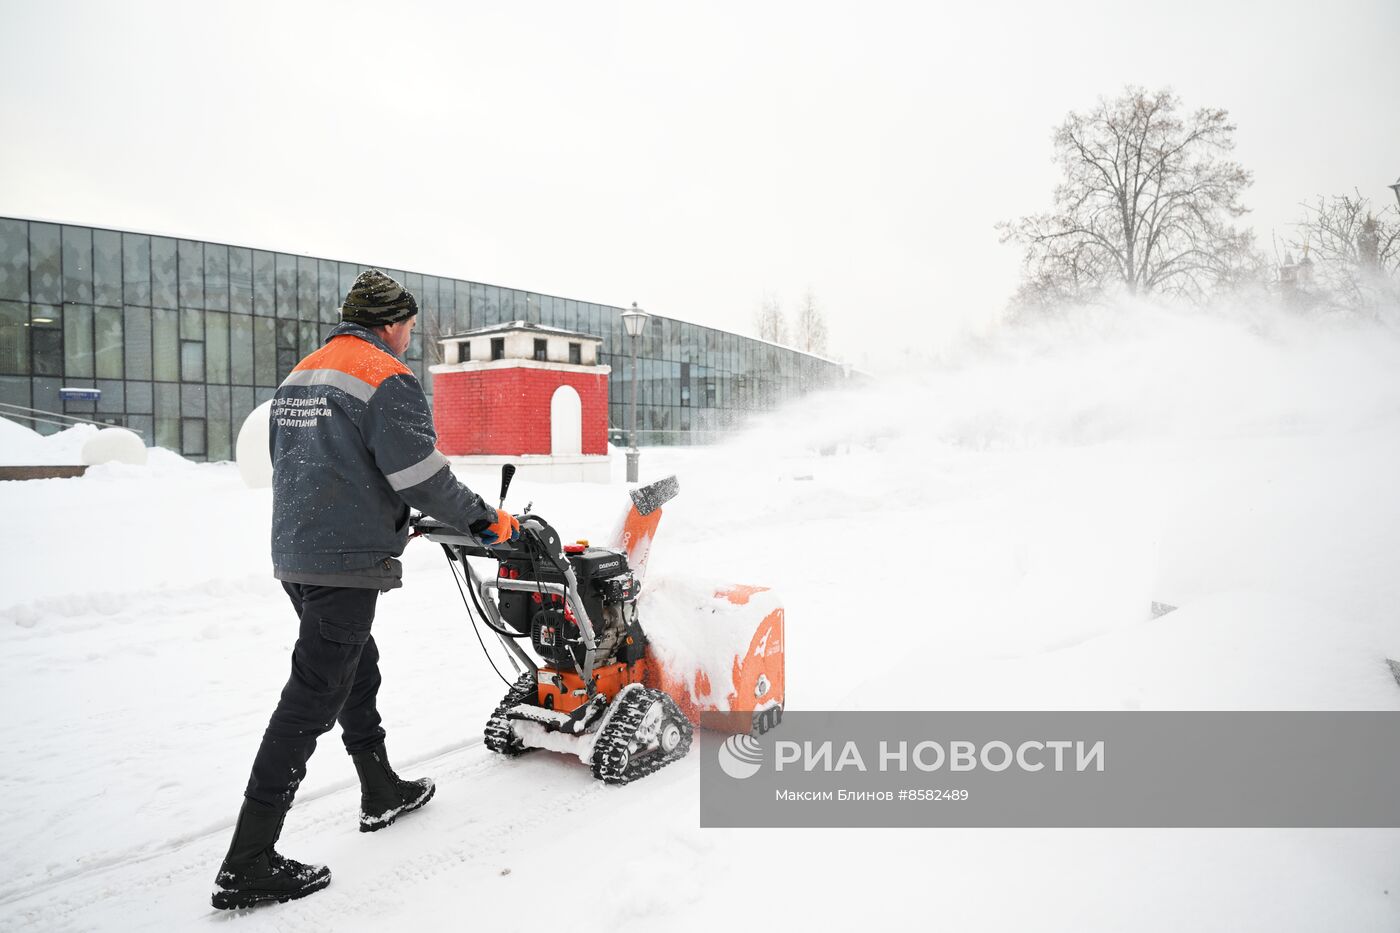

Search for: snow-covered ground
xmin=2 ymin=304 xmax=1398 ymax=932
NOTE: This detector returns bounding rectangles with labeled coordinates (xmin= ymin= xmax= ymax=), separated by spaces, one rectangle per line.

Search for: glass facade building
xmin=0 ymin=217 xmax=845 ymax=459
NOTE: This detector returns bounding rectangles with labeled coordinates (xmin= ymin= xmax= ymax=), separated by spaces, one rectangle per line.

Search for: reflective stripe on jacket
xmin=269 ymin=322 xmax=494 ymax=588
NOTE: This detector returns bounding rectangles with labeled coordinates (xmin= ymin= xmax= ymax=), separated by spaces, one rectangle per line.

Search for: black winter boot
xmin=350 ymin=745 xmax=435 ymax=832
xmin=211 ymin=798 xmax=331 ymax=910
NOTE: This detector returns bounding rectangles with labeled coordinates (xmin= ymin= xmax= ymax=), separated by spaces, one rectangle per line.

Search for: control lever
xmin=498 ymin=463 xmax=516 ymax=508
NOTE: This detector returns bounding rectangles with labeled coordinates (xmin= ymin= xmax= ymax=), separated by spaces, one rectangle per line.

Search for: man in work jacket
xmin=212 ymin=270 xmax=520 ymax=910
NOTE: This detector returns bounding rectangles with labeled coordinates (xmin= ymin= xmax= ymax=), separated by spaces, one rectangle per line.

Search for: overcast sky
xmin=2 ymin=0 xmax=1396 ymax=371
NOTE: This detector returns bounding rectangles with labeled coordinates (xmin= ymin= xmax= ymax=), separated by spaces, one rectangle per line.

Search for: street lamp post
xmin=620 ymin=302 xmax=650 ymax=483
xmin=1390 ymin=176 xmax=1400 ymax=212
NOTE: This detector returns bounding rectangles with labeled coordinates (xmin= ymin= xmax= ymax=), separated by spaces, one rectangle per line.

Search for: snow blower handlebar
xmin=410 ymin=510 xmax=600 ymax=686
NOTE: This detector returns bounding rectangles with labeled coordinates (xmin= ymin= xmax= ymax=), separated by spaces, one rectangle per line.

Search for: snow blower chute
xmin=413 ymin=471 xmax=784 ymax=785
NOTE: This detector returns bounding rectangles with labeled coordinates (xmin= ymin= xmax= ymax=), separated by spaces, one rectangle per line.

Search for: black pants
xmin=244 ymin=583 xmax=387 ymax=810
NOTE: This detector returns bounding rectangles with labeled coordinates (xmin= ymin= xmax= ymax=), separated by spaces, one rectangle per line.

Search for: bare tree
xmin=1000 ymin=86 xmax=1258 ymax=312
xmin=793 ymin=288 xmax=829 ymax=355
xmin=753 ymin=293 xmax=788 ymax=345
xmin=1280 ymin=191 xmax=1400 ymax=313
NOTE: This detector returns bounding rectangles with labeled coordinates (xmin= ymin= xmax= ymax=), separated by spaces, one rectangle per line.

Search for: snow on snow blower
xmin=412 ymin=470 xmax=784 ymax=785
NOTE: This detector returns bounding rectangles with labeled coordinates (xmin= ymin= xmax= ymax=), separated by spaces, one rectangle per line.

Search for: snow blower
xmin=412 ymin=469 xmax=784 ymax=785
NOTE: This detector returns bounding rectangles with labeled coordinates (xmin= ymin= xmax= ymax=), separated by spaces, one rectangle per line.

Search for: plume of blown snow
xmin=732 ymin=297 xmax=1400 ymax=457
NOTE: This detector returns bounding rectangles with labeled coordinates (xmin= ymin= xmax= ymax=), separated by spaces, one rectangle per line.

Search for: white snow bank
xmin=0 ymin=419 xmax=101 ymax=465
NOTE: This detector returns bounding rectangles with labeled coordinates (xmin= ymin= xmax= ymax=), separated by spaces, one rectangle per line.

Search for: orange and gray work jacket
xmin=269 ymin=321 xmax=494 ymax=590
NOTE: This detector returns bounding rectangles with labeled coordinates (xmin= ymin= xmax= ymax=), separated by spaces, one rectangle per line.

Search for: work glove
xmin=471 ymin=508 xmax=520 ymax=546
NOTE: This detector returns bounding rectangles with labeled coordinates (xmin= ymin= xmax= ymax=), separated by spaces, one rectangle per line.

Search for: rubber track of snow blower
xmin=484 ymin=672 xmax=537 ymax=756
xmin=590 ymin=687 xmax=693 ymax=785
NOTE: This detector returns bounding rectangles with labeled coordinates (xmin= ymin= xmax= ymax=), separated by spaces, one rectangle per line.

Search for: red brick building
xmin=431 ymin=322 xmax=611 ymax=482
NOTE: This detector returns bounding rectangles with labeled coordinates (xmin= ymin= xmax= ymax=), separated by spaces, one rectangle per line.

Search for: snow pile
xmin=0 ymin=418 xmax=100 ymax=465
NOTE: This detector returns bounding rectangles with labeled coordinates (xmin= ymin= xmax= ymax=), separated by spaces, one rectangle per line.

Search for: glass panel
xmin=181 ymin=382 xmax=205 ymax=417
xmin=318 ymin=260 xmax=338 ymax=323
xmin=231 ymin=386 xmax=255 ymax=435
xmin=151 ymin=237 xmax=177 ymax=308
xmin=207 ymin=383 xmax=230 ymax=461
xmin=32 ymin=305 xmax=62 ymax=375
xmin=204 ymin=243 xmax=229 ymax=312
xmin=275 ymin=253 xmax=297 ymax=318
xmin=177 ymin=240 xmax=203 ymax=309
xmin=254 ymin=316 xmax=276 ymax=385
xmin=62 ymin=226 xmax=92 ymax=304
xmin=179 ymin=418 xmax=206 ymax=456
xmin=64 ymin=304 xmax=93 ymax=377
xmin=206 ymin=311 xmax=229 ymax=383
xmin=469 ymin=284 xmax=485 ymax=326
xmin=438 ymin=276 xmax=454 ymax=316
xmin=126 ymin=380 xmax=152 ymax=414
xmin=339 ymin=263 xmax=358 ymax=307
xmin=152 ymin=308 xmax=179 ymax=381
xmin=95 ymin=378 xmax=124 ymax=415
xmin=0 ymin=219 xmax=28 ymax=302
xmin=29 ymin=223 xmax=61 ymax=304
xmin=0 ymin=300 xmax=28 ymax=373
xmin=229 ymin=247 xmax=252 ymax=314
xmin=297 ymin=256 xmax=316 ymax=320
xmin=32 ymin=377 xmax=61 ymax=434
xmin=455 ymin=281 xmax=471 ymax=332
xmin=180 ymin=307 xmax=202 ymax=341
xmin=125 ymin=414 xmax=152 ymax=440
xmin=230 ymin=313 xmax=252 ymax=384
xmin=123 ymin=306 xmax=151 ymax=379
xmin=0 ymin=375 xmax=30 ymax=423
xmin=181 ymin=341 xmax=204 ymax=382
xmin=252 ymin=250 xmax=275 ymax=316
xmin=299 ymin=321 xmax=317 ymax=358
xmin=154 ymin=382 xmax=179 ymax=449
xmin=119 ymin=233 xmax=149 ymax=306
xmin=425 ymin=277 xmax=445 ymax=334
xmin=93 ymin=229 xmax=122 ymax=306
xmin=480 ymin=285 xmax=499 ymax=325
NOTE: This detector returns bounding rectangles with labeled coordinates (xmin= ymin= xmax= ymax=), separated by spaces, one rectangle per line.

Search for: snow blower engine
xmin=412 ymin=468 xmax=783 ymax=786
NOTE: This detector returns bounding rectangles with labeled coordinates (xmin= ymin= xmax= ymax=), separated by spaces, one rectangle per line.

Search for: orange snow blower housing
xmin=413 ymin=473 xmax=784 ymax=785
xmin=645 ymin=584 xmax=784 ymax=735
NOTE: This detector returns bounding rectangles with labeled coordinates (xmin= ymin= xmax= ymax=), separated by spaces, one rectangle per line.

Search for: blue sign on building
xmin=59 ymin=387 xmax=102 ymax=402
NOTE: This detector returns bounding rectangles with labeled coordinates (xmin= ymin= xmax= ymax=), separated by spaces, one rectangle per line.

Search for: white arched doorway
xmin=550 ymin=385 xmax=583 ymax=455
